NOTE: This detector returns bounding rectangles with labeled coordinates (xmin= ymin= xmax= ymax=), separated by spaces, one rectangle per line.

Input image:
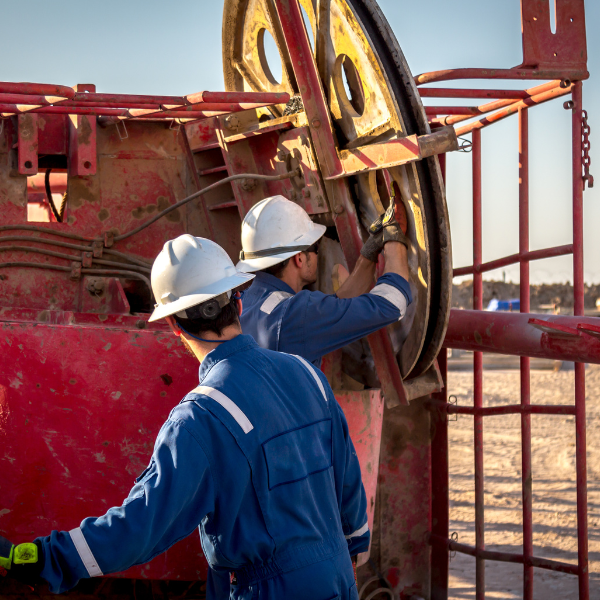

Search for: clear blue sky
xmin=1 ymin=0 xmax=597 ymax=284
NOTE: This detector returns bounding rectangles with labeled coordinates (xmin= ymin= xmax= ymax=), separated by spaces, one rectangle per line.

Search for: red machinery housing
xmin=0 ymin=0 xmax=594 ymax=598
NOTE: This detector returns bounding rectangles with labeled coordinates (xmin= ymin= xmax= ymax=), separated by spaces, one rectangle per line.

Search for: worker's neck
xmin=277 ymin=266 xmax=306 ymax=294
xmin=183 ymin=324 xmax=242 ymax=363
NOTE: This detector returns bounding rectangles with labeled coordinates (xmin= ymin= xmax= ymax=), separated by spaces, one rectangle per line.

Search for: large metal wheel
xmin=222 ymin=0 xmax=451 ymax=379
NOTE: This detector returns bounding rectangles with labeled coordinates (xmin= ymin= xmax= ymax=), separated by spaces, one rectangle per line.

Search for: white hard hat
xmin=149 ymin=234 xmax=254 ymax=322
xmin=236 ymin=195 xmax=327 ymax=273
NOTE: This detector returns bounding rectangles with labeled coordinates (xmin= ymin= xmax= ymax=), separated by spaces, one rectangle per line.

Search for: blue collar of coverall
xmin=252 ymin=271 xmax=296 ymax=295
xmin=197 ymin=333 xmax=258 ymax=383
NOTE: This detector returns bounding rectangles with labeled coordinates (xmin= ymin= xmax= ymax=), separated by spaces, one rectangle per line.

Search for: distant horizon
xmin=0 ymin=0 xmax=596 ymax=284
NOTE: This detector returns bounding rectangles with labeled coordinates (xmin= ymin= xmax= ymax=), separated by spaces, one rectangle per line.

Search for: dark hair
xmin=263 ymin=257 xmax=291 ymax=278
xmin=173 ymin=294 xmax=239 ymax=336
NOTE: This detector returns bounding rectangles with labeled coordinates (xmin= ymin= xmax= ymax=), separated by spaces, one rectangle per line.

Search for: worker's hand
xmin=360 ymin=229 xmax=384 ymax=262
xmin=381 ymin=197 xmax=410 ymax=249
xmin=0 ymin=536 xmax=43 ymax=586
xmin=367 ymin=197 xmax=410 ymax=251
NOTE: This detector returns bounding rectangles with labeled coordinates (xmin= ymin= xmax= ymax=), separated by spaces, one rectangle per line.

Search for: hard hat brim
xmin=148 ymin=272 xmax=255 ymax=322
xmin=236 ymin=224 xmax=326 ymax=273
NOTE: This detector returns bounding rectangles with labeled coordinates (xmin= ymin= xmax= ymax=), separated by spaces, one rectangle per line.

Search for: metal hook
xmin=457 ymin=137 xmax=472 ymax=153
xmin=449 ymin=531 xmax=459 ymax=561
xmin=115 ymin=120 xmax=128 ymax=141
xmin=448 ymin=394 xmax=458 ymax=421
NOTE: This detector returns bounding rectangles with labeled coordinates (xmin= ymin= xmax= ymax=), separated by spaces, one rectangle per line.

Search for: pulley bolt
xmin=311 ymin=119 xmax=321 ymax=129
xmin=225 ymin=115 xmax=240 ymax=130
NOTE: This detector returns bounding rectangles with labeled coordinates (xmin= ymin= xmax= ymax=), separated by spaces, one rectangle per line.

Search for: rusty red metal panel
xmin=17 ymin=113 xmax=38 ymax=175
xmin=520 ymin=0 xmax=587 ymax=71
xmin=37 ymin=114 xmax=69 ymax=156
xmin=0 ymin=310 xmax=206 ymax=581
xmin=335 ymin=389 xmax=384 ymax=564
xmin=69 ymin=84 xmax=97 ymax=177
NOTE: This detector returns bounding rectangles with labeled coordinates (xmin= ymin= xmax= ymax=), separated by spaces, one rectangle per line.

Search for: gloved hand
xmin=0 ymin=535 xmax=43 ymax=586
xmin=369 ymin=196 xmax=410 ymax=250
xmin=360 ymin=229 xmax=384 ymax=262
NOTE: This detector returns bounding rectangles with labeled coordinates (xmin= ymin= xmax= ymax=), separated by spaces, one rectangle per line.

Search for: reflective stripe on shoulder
xmin=192 ymin=385 xmax=254 ymax=434
xmin=260 ymin=291 xmax=293 ymax=315
xmin=69 ymin=527 xmax=103 ymax=577
xmin=345 ymin=521 xmax=369 ymax=540
xmin=293 ymin=355 xmax=328 ymax=403
xmin=369 ymin=283 xmax=408 ymax=319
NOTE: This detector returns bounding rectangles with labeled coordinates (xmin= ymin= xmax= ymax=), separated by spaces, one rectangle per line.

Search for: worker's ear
xmin=165 ymin=315 xmax=181 ymax=337
xmin=235 ymin=297 xmax=243 ymax=317
xmin=292 ymin=252 xmax=305 ymax=268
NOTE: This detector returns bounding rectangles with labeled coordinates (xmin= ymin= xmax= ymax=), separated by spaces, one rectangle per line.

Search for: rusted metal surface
xmin=0 ymin=309 xmax=205 ymax=581
xmin=17 ymin=113 xmax=38 ymax=175
xmin=69 ymin=84 xmax=97 ymax=177
xmin=330 ymin=127 xmax=457 ymax=179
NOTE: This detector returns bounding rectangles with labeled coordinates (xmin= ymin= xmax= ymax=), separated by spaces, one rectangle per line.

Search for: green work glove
xmin=0 ymin=535 xmax=43 ymax=586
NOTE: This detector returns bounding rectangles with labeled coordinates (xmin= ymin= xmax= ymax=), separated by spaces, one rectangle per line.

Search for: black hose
xmin=0 ymin=225 xmax=94 ymax=242
xmin=0 ymin=236 xmax=151 ymax=268
xmin=0 ymin=245 xmax=150 ymax=274
xmin=113 ymin=170 xmax=300 ymax=242
xmin=44 ymin=169 xmax=63 ymax=223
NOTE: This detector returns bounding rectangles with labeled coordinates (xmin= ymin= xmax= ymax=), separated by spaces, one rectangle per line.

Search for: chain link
xmin=582 ymin=110 xmax=593 ymax=189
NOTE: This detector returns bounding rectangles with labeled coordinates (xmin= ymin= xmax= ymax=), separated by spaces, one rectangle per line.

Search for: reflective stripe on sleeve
xmin=293 ymin=355 xmax=328 ymax=403
xmin=369 ymin=283 xmax=408 ymax=319
xmin=192 ymin=386 xmax=254 ymax=434
xmin=69 ymin=527 xmax=103 ymax=577
xmin=345 ymin=521 xmax=369 ymax=540
xmin=260 ymin=291 xmax=293 ymax=315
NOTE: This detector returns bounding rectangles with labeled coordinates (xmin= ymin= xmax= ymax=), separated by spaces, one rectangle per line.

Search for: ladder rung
xmin=209 ymin=200 xmax=238 ymax=211
xmin=198 ymin=165 xmax=228 ymax=177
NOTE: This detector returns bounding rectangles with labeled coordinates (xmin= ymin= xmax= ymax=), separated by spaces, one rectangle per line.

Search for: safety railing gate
xmin=423 ymin=2 xmax=594 ymax=597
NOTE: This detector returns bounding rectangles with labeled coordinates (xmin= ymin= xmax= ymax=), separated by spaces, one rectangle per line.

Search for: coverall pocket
xmin=262 ymin=418 xmax=332 ymax=489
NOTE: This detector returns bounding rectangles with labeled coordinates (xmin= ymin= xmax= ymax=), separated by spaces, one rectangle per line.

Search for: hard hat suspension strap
xmin=239 ymin=245 xmax=311 ymax=260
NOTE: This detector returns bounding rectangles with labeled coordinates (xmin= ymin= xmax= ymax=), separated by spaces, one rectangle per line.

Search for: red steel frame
xmin=428 ymin=80 xmax=592 ymax=600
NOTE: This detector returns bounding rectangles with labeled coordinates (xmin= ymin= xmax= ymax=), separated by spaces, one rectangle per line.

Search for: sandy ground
xmin=446 ymin=360 xmax=600 ymax=599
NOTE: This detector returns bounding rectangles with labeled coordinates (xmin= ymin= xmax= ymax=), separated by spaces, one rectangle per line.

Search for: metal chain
xmin=582 ymin=110 xmax=594 ymax=189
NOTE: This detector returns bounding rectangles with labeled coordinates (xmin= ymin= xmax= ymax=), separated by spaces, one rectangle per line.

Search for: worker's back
xmin=179 ymin=334 xmax=368 ymax=585
xmin=34 ymin=334 xmax=367 ymax=598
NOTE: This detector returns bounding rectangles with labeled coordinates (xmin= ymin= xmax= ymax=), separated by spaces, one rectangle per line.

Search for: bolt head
xmin=334 ymin=205 xmax=344 ymax=214
xmin=311 ymin=119 xmax=321 ymax=129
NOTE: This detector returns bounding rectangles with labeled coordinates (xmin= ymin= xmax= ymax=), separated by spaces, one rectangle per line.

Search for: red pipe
xmin=519 ymin=106 xmax=533 ymax=600
xmin=472 ymin=128 xmax=485 ymax=600
xmin=429 ymin=534 xmax=579 ymax=575
xmin=72 ymin=92 xmax=186 ymax=105
xmin=184 ymin=91 xmax=289 ymax=105
xmin=443 ymin=404 xmax=576 ymax=417
xmin=419 ymin=88 xmax=529 ymax=100
xmin=414 ymin=67 xmax=588 ymax=86
xmin=445 ymin=310 xmax=600 ymax=364
xmin=572 ymin=82 xmax=590 ymax=599
xmin=455 ymin=85 xmax=572 ymax=136
xmin=452 ymin=244 xmax=573 ymax=277
xmin=0 ymin=82 xmax=75 ymax=98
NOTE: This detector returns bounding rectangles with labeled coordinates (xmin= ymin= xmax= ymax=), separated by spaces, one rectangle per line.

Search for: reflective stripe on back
xmin=69 ymin=527 xmax=103 ymax=577
xmin=293 ymin=355 xmax=328 ymax=403
xmin=260 ymin=291 xmax=293 ymax=315
xmin=192 ymin=385 xmax=254 ymax=434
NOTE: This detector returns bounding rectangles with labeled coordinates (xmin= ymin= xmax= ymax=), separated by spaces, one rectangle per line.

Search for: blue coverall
xmin=36 ymin=335 xmax=369 ymax=599
xmin=240 ymin=271 xmax=412 ymax=367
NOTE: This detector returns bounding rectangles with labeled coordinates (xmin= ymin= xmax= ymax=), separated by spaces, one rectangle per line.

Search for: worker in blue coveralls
xmin=235 ymin=194 xmax=411 ymax=368
xmin=0 ymin=234 xmax=369 ymax=599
